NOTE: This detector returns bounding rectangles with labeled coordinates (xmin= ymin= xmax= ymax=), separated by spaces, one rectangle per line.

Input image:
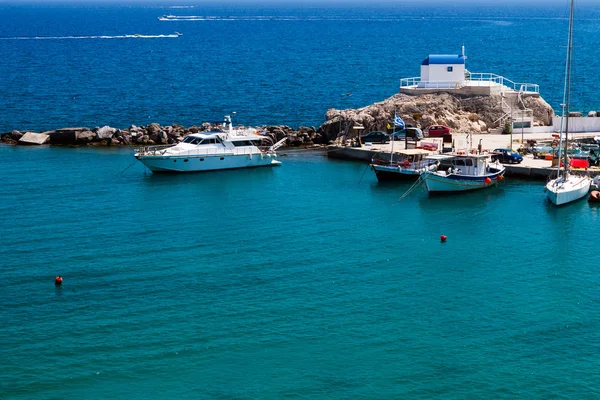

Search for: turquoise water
xmin=2 ymin=145 xmax=599 ymax=398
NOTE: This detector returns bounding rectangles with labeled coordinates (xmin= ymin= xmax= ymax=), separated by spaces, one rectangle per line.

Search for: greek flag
xmin=394 ymin=114 xmax=405 ymax=129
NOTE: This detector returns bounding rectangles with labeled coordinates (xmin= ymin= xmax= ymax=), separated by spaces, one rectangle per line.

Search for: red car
xmin=426 ymin=125 xmax=450 ymax=137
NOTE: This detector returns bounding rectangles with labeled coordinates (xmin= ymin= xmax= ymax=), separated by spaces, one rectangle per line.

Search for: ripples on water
xmin=1 ymin=146 xmax=599 ymax=398
xmin=0 ymin=4 xmax=599 ymax=131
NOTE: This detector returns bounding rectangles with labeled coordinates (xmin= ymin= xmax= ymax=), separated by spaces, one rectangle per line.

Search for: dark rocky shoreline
xmin=0 ymin=123 xmax=327 ymax=148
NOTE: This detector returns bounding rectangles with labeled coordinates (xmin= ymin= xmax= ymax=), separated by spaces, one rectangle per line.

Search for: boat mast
xmin=390 ymin=107 xmax=396 ymax=164
xmin=563 ymin=0 xmax=574 ymax=177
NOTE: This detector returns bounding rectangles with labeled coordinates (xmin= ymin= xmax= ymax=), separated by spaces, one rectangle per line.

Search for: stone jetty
xmin=1 ymin=123 xmax=325 ymax=148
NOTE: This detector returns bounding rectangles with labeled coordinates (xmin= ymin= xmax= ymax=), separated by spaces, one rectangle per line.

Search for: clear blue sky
xmin=1 ymin=0 xmax=597 ymax=4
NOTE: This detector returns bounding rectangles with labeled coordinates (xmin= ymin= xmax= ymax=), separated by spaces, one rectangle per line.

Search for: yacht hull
xmin=135 ymin=153 xmax=281 ymax=173
xmin=545 ymin=175 xmax=591 ymax=205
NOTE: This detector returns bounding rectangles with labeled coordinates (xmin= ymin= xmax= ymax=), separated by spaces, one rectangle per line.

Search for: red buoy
xmin=497 ymin=175 xmax=504 ymax=182
xmin=440 ymin=235 xmax=447 ymax=242
xmin=55 ymin=276 xmax=63 ymax=286
xmin=485 ymin=177 xmax=492 ymax=185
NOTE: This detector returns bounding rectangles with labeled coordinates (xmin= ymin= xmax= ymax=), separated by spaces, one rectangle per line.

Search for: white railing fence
xmin=400 ymin=73 xmax=539 ymax=94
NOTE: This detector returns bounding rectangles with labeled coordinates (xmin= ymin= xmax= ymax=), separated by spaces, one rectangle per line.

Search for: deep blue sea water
xmin=0 ymin=2 xmax=600 ymax=131
xmin=2 ymin=2 xmax=600 ymax=398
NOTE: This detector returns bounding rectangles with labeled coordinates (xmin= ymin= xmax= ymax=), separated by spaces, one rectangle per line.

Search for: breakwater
xmin=0 ymin=123 xmax=324 ymax=148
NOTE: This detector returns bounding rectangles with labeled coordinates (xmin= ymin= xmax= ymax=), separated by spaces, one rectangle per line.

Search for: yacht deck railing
xmin=136 ymin=145 xmax=274 ymax=157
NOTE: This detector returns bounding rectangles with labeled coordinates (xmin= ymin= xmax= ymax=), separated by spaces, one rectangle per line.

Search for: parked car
xmin=425 ymin=125 xmax=451 ymax=137
xmin=491 ymin=148 xmax=523 ymax=164
xmin=391 ymin=127 xmax=424 ymax=141
xmin=360 ymin=131 xmax=389 ymax=143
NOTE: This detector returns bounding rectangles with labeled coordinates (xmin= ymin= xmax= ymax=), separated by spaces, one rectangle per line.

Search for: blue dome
xmin=422 ymin=54 xmax=466 ymax=65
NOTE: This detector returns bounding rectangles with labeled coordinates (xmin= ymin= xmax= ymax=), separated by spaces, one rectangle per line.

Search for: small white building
xmin=400 ymin=48 xmax=542 ymax=133
xmin=419 ymin=54 xmax=466 ymax=89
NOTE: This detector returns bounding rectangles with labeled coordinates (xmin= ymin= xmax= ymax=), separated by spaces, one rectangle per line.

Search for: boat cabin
xmin=438 ymin=154 xmax=492 ymax=176
xmin=181 ymin=134 xmax=223 ymax=146
xmin=180 ymin=133 xmax=262 ymax=148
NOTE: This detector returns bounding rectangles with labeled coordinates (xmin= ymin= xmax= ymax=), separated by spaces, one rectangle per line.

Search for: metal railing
xmin=400 ymin=73 xmax=539 ymax=94
xmin=136 ymin=145 xmax=274 ymax=157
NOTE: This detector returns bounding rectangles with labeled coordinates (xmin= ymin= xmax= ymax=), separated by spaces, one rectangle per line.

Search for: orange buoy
xmin=55 ymin=276 xmax=63 ymax=286
xmin=485 ymin=177 xmax=492 ymax=185
xmin=497 ymin=175 xmax=504 ymax=182
xmin=440 ymin=235 xmax=447 ymax=242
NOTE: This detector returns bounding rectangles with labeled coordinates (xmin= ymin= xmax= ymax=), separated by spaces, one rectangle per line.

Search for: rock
xmin=19 ymin=132 xmax=49 ymax=145
xmin=1 ymin=130 xmax=22 ymax=144
xmin=146 ymin=123 xmax=162 ymax=136
xmin=158 ymin=131 xmax=168 ymax=144
xmin=96 ymin=126 xmax=116 ymax=140
xmin=76 ymin=130 xmax=95 ymax=144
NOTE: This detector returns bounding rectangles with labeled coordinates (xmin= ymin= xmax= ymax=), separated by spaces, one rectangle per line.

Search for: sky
xmin=0 ymin=0 xmax=597 ymax=5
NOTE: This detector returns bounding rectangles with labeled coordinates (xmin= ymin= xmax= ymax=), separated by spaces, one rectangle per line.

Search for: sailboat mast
xmin=563 ymin=0 xmax=574 ymax=174
xmin=390 ymin=107 xmax=396 ymax=164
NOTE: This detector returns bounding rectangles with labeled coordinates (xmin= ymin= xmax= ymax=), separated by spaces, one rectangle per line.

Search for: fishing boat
xmin=421 ymin=153 xmax=505 ymax=194
xmin=370 ymin=149 xmax=438 ymax=181
xmin=545 ymin=0 xmax=591 ymax=205
xmin=588 ymin=190 xmax=600 ymax=203
xmin=134 ymin=115 xmax=285 ymax=173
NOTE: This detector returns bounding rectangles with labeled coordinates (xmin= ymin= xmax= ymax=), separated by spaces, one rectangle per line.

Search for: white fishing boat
xmin=422 ymin=153 xmax=505 ymax=194
xmin=134 ymin=115 xmax=285 ymax=173
xmin=545 ymin=0 xmax=591 ymax=205
xmin=370 ymin=149 xmax=438 ymax=181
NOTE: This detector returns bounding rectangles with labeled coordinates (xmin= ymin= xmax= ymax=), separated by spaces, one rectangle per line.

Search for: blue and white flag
xmin=394 ymin=114 xmax=405 ymax=129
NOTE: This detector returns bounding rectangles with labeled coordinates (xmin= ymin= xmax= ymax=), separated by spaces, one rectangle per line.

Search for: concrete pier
xmin=328 ymin=133 xmax=600 ymax=180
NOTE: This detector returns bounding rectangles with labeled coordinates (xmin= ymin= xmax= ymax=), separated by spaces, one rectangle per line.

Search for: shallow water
xmin=1 ymin=145 xmax=599 ymax=398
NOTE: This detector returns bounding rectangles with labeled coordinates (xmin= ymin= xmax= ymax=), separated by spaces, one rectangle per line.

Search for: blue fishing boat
xmin=421 ymin=153 xmax=505 ymax=194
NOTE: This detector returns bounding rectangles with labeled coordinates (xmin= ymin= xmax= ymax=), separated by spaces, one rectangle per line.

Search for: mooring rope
xmin=358 ymin=163 xmax=371 ymax=184
xmin=117 ymin=159 xmax=139 ymax=176
xmin=398 ymin=175 xmax=424 ymax=201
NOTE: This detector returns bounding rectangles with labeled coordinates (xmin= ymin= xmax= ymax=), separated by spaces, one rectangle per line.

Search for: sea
xmin=1 ymin=2 xmax=600 ymax=399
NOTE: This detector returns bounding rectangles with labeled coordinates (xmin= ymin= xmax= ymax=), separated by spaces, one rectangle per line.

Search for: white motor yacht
xmin=134 ymin=116 xmax=285 ymax=173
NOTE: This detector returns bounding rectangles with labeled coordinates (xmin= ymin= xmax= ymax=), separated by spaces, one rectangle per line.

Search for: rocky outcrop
xmin=319 ymin=92 xmax=554 ymax=143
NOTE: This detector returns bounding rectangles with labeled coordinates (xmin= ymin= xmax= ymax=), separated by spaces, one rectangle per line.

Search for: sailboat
xmin=545 ymin=0 xmax=591 ymax=205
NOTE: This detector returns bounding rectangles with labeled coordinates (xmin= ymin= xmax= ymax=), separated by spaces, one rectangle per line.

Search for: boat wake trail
xmin=0 ymin=33 xmax=182 ymax=40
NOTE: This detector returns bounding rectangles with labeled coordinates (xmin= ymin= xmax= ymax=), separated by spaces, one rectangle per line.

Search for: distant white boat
xmin=545 ymin=0 xmax=591 ymax=206
xmin=159 ymin=14 xmax=202 ymax=21
xmin=134 ymin=115 xmax=284 ymax=173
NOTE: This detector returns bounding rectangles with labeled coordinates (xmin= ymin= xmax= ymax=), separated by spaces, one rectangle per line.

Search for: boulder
xmin=19 ymin=132 xmax=49 ymax=145
xmin=95 ymin=126 xmax=116 ymax=140
xmin=76 ymin=130 xmax=95 ymax=144
xmin=158 ymin=131 xmax=168 ymax=144
xmin=146 ymin=123 xmax=162 ymax=136
xmin=1 ymin=130 xmax=22 ymax=144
